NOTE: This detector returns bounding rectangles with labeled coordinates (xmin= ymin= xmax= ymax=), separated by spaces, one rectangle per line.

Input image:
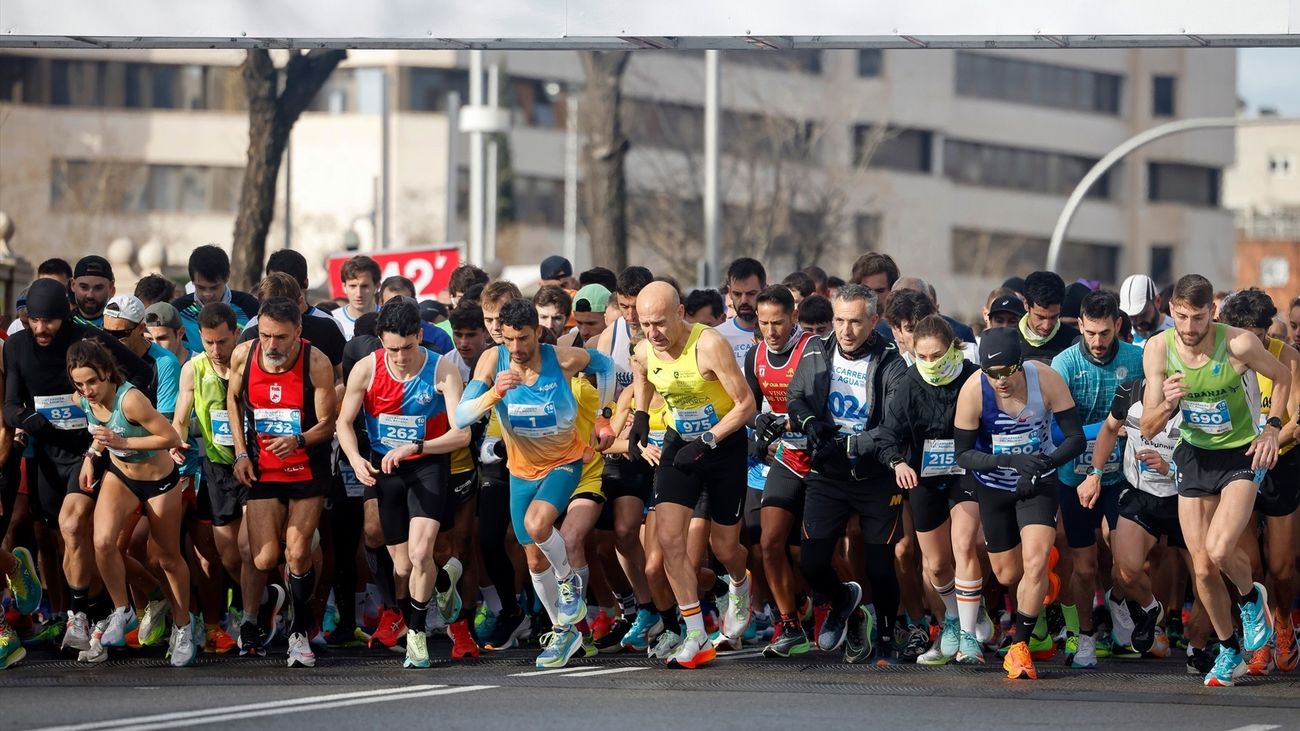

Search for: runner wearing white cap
xmin=1119 ymin=274 xmax=1174 ymax=345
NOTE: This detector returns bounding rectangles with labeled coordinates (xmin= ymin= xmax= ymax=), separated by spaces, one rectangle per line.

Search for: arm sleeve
xmin=3 ymin=339 xmax=35 ymax=429
xmin=96 ymin=330 xmax=155 ymax=401
xmin=454 ymin=380 xmax=500 ymax=429
xmin=1110 ymin=379 xmax=1139 ymax=422
xmin=955 ymin=427 xmax=1001 ymax=472
xmin=873 ymin=383 xmax=909 ymax=467
xmin=1044 ymin=406 xmax=1087 ymax=468
xmin=581 ymin=349 xmax=615 ymax=408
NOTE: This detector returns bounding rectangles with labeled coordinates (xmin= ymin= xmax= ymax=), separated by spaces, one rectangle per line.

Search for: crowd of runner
xmin=1 ymin=245 xmax=1297 ymax=687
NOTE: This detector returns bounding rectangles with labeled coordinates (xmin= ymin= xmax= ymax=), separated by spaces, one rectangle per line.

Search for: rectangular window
xmin=1152 ymin=75 xmax=1176 ymax=117
xmin=50 ymin=158 xmax=244 ymax=213
xmin=622 ymin=99 xmax=705 ymax=150
xmin=722 ymin=111 xmax=817 ymax=160
xmin=509 ymin=78 xmax=563 ymax=129
xmin=951 ymin=227 xmax=1120 ymax=283
xmin=857 ymin=50 xmax=883 ymax=77
xmin=955 ymin=51 xmax=1122 ymax=115
xmin=943 ymin=139 xmax=1110 ymax=198
xmin=854 ymin=125 xmax=933 ymax=173
xmin=855 ymin=214 xmax=882 ymax=250
xmin=1150 ymin=244 xmax=1174 ymax=287
xmin=404 ymin=67 xmax=470 ymax=112
xmin=724 ymin=50 xmax=822 ymax=74
xmin=1148 ymin=162 xmax=1220 ymax=206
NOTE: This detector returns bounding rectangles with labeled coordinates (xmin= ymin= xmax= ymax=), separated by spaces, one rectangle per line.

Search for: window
xmin=0 ymin=55 xmax=248 ymax=110
xmin=954 ymin=52 xmax=1122 ymax=115
xmin=854 ymin=125 xmax=933 ymax=173
xmin=857 ymin=50 xmax=883 ymax=78
xmin=722 ymin=111 xmax=817 ymax=160
xmin=404 ymin=67 xmax=469 ymax=112
xmin=943 ymin=139 xmax=1111 ymax=198
xmin=510 ymin=78 xmax=565 ymax=129
xmin=1269 ymin=152 xmax=1296 ymax=178
xmin=1152 ymin=75 xmax=1176 ymax=117
xmin=1147 ymin=162 xmax=1220 ymax=206
xmin=1150 ymin=245 xmax=1174 ymax=287
xmin=724 ymin=50 xmax=822 ymax=74
xmin=50 ymin=158 xmax=243 ymax=213
xmin=855 ymin=214 xmax=882 ymax=249
xmin=622 ymin=99 xmax=705 ymax=150
xmin=951 ymin=227 xmax=1120 ymax=283
xmin=513 ymin=176 xmax=564 ymax=226
xmin=50 ymin=60 xmax=103 ymax=107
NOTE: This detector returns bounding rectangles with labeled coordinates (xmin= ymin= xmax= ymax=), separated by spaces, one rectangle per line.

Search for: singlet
xmin=1257 ymin=337 xmax=1294 ymax=457
xmin=1113 ymin=378 xmax=1180 ymax=498
xmin=973 ymin=361 xmax=1053 ymax=492
xmin=1164 ymin=324 xmax=1256 ymax=450
xmin=572 ymin=375 xmax=604 ymax=486
xmin=828 ymin=350 xmax=874 ymax=437
xmin=363 ymin=347 xmax=449 ymax=458
xmin=81 ymin=382 xmax=154 ymax=463
xmin=241 ymin=340 xmax=323 ymax=482
xmin=191 ymin=353 xmax=235 ymax=465
xmin=608 ymin=317 xmax=635 ymax=397
xmin=646 ymin=323 xmax=734 ymax=440
xmin=493 ymin=343 xmax=586 ymax=479
xmin=756 ymin=332 xmax=814 ymax=475
xmin=714 ymin=317 xmax=758 ymax=370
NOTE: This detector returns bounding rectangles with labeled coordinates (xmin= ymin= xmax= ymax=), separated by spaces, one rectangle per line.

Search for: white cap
xmin=104 ymin=294 xmax=146 ymax=324
xmin=1119 ymin=274 xmax=1157 ymax=317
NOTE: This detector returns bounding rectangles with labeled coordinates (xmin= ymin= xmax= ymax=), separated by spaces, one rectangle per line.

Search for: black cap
xmin=540 ymin=255 xmax=572 ymax=281
xmin=26 ymin=278 xmax=72 ymax=320
xmin=419 ymin=299 xmax=448 ymax=323
xmin=988 ymin=295 xmax=1026 ymax=318
xmin=74 ymin=255 xmax=114 ymax=281
xmin=979 ymin=326 xmax=1023 ymax=369
xmin=1062 ymin=282 xmax=1091 ymax=319
xmin=1001 ymin=276 xmax=1026 ymax=296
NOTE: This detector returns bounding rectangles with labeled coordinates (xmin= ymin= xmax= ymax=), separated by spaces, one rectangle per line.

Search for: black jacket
xmin=787 ymin=331 xmax=907 ymax=481
xmin=876 ymin=360 xmax=980 ymax=487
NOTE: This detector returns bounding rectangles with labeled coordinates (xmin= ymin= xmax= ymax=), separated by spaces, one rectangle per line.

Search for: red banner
xmin=326 ymin=247 xmax=461 ymax=301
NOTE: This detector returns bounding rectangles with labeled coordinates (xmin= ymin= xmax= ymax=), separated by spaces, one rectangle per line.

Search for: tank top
xmin=1164 ymin=324 xmax=1256 ymax=450
xmin=191 ymin=354 xmax=235 ymax=465
xmin=608 ymin=317 xmax=634 ymax=397
xmin=242 ymin=340 xmax=321 ymax=482
xmin=494 ymin=343 xmax=585 ymax=480
xmin=572 ymin=375 xmax=604 ymax=486
xmin=363 ymin=348 xmax=449 ymax=458
xmin=82 ymin=382 xmax=154 ymax=463
xmin=756 ymin=332 xmax=814 ymax=474
xmin=646 ymin=323 xmax=734 ymax=440
xmin=714 ymin=317 xmax=758 ymax=369
xmin=1257 ymin=337 xmax=1294 ymax=456
xmin=973 ymin=361 xmax=1052 ymax=492
xmin=1119 ymin=378 xmax=1180 ymax=498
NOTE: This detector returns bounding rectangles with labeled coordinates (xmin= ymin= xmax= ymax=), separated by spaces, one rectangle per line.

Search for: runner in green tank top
xmin=1140 ymin=275 xmax=1292 ymax=688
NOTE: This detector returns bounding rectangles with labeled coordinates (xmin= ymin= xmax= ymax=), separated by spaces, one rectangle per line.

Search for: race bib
xmin=338 ymin=462 xmax=365 ymax=498
xmin=779 ymin=431 xmax=808 ymax=451
xmin=1182 ymin=400 xmax=1232 ymax=435
xmin=377 ymin=413 xmax=426 ymax=450
xmin=827 ymin=392 xmax=869 ymax=436
xmin=673 ymin=405 xmax=719 ymax=440
xmin=253 ymin=408 xmax=301 ymax=437
xmin=507 ymin=402 xmax=558 ymax=438
xmin=35 ymin=394 xmax=87 ymax=430
xmin=1075 ymin=438 xmax=1122 ymax=476
xmin=210 ymin=409 xmax=236 ymax=447
xmin=991 ymin=432 xmax=1036 ymax=456
xmin=920 ymin=438 xmax=965 ymax=477
xmin=648 ymin=429 xmax=666 ymax=448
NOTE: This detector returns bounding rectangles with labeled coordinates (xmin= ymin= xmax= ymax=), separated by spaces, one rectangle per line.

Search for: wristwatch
xmin=410 ymin=436 xmax=424 ymax=451
xmin=295 ymin=434 xmax=307 ymax=449
xmin=1265 ymin=416 xmax=1283 ymax=430
xmin=701 ymin=431 xmax=718 ymax=449
xmin=1087 ymin=466 xmax=1105 ymax=478
xmin=599 ymin=407 xmax=614 ymax=419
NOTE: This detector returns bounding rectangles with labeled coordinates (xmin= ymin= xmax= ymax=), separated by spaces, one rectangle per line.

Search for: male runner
xmin=70 ymin=255 xmax=116 ymax=328
xmin=173 ymin=245 xmax=261 ymax=355
xmin=332 ymin=255 xmax=382 ymax=340
xmin=1120 ymin=274 xmax=1174 ymax=345
xmin=714 ymin=258 xmax=765 ymax=368
xmin=1018 ymin=271 xmax=1081 ymax=364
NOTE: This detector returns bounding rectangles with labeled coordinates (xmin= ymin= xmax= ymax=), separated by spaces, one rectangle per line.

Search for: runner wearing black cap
xmin=71 ymin=255 xmax=116 ymax=329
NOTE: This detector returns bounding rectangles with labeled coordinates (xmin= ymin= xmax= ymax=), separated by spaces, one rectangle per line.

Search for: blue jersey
xmin=493 ymin=344 xmax=585 ymax=477
xmin=363 ymin=348 xmax=449 ymax=456
xmin=973 ymin=361 xmax=1052 ymax=492
xmin=1051 ymin=341 xmax=1142 ymax=486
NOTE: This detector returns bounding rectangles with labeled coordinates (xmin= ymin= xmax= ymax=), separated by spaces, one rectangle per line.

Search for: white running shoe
xmin=1106 ymin=590 xmax=1135 ymax=648
xmin=648 ymin=629 xmax=683 ymax=659
xmin=287 ymin=632 xmax=316 ymax=668
xmin=437 ymin=558 xmax=464 ymax=623
xmin=1071 ymin=633 xmax=1098 ymax=669
xmin=723 ymin=576 xmax=752 ymax=639
xmin=77 ymin=620 xmax=109 ymax=664
xmin=138 ymin=598 xmax=170 ymax=646
xmin=62 ymin=612 xmax=92 ymax=652
xmin=99 ymin=607 xmax=135 ymax=648
xmin=169 ymin=622 xmax=197 ymax=667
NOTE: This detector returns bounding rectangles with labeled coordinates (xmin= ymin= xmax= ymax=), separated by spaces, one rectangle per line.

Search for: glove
xmin=672 ymin=439 xmax=711 ymax=473
xmin=753 ymin=412 xmax=786 ymax=444
xmin=21 ymin=412 xmax=51 ymax=435
xmin=1015 ymin=474 xmax=1042 ymax=499
xmin=804 ymin=420 xmax=839 ymax=451
xmin=846 ymin=431 xmax=876 ymax=459
xmin=627 ymin=410 xmax=651 ymax=462
xmin=810 ymin=435 xmax=851 ymax=475
xmin=997 ymin=452 xmax=1053 ymax=477
xmin=748 ymin=430 xmax=776 ymax=462
xmin=479 ymin=437 xmax=506 ymax=465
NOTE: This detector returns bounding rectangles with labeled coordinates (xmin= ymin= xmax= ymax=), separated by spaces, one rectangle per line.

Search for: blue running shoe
xmin=1204 ymin=645 xmax=1247 ymax=687
xmin=536 ymin=626 xmax=583 ymax=668
xmin=620 ymin=608 xmax=663 ymax=652
xmin=7 ymin=547 xmax=43 ymax=615
xmin=556 ymin=573 xmax=587 ymax=627
xmin=1239 ymin=582 xmax=1274 ymax=653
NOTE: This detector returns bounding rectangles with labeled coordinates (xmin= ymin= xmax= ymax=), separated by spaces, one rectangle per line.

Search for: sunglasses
xmin=102 ymin=326 xmax=135 ymax=340
xmin=982 ymin=363 xmax=1022 ymax=381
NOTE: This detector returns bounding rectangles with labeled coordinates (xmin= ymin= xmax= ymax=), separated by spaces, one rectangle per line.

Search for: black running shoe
xmin=1131 ymin=601 xmax=1163 ymax=654
xmin=1185 ymin=646 xmax=1215 ymax=675
xmin=595 ymin=617 xmax=631 ymax=653
xmin=484 ymin=608 xmax=530 ymax=651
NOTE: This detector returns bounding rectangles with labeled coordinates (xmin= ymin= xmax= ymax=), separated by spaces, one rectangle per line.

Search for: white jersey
xmin=1122 ymin=397 xmax=1180 ymax=499
xmin=331 ymin=306 xmax=374 ymax=341
xmin=828 ymin=350 xmax=873 ymax=437
xmin=714 ymin=317 xmax=758 ymax=370
xmin=607 ymin=317 xmax=634 ymax=397
xmin=445 ymin=348 xmax=472 ymax=383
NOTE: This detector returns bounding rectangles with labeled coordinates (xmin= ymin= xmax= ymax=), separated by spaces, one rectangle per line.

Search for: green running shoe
xmin=7 ymin=547 xmax=42 ymax=615
xmin=404 ymin=630 xmax=430 ymax=669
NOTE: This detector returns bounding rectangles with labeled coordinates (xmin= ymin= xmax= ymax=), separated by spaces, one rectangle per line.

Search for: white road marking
xmin=560 ymin=666 xmax=650 ymax=678
xmin=33 ymin=685 xmax=496 ymax=731
xmin=1223 ymin=726 xmax=1281 ymax=731
xmin=713 ymin=649 xmax=764 ymax=661
xmin=508 ymin=667 xmax=593 ymax=676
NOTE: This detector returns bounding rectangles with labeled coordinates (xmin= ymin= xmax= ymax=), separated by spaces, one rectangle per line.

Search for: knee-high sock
xmin=288 ymin=569 xmax=316 ymax=635
xmin=934 ymin=579 xmax=959 ymax=619
xmin=529 ymin=569 xmax=561 ymax=626
xmin=535 ymin=531 xmax=572 ymax=581
xmin=955 ymin=577 xmax=983 ymax=635
xmin=366 ymin=547 xmax=398 ymax=608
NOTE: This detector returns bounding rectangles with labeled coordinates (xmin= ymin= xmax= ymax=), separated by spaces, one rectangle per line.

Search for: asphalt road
xmin=4 ymin=638 xmax=1298 ymax=731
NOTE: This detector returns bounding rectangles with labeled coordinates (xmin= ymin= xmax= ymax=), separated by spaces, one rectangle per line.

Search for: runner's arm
xmin=226 ymin=343 xmax=252 ymax=457
xmin=1278 ymin=344 xmax=1300 ymax=448
xmin=334 ymin=356 xmax=371 ymax=465
xmin=454 ymin=351 xmax=501 ymax=429
xmin=303 ymin=348 xmax=338 ymax=448
xmin=1230 ymin=328 xmax=1292 ymax=443
xmin=954 ymin=374 xmax=999 ymax=472
xmin=171 ymin=360 xmax=196 ymax=443
xmin=1038 ymin=366 xmax=1086 ymax=468
xmin=1140 ymin=335 xmax=1177 ymax=440
xmin=555 ymin=346 xmax=615 ymax=409
xmin=120 ymin=388 xmax=183 ymax=451
xmin=3 ymin=339 xmax=40 ymax=432
xmin=696 ymin=328 xmax=756 ymax=441
xmin=419 ymin=356 xmax=471 ymax=455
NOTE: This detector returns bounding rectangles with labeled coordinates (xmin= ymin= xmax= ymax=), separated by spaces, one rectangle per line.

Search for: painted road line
xmin=1223 ymin=726 xmax=1281 ymax=731
xmin=713 ymin=649 xmax=764 ymax=661
xmin=561 ymin=667 xmax=651 ymax=678
xmin=508 ymin=667 xmax=594 ymax=677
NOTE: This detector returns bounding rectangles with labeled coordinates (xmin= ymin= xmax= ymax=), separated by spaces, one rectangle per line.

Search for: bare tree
xmin=578 ymin=51 xmax=632 ymax=273
xmin=230 ymin=49 xmax=345 ymax=290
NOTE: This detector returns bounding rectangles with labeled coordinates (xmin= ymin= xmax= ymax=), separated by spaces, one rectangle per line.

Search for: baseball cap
xmin=1119 ymin=274 xmax=1158 ymax=317
xmin=1062 ymin=282 xmax=1092 ymax=319
xmin=573 ymin=284 xmax=610 ymax=313
xmin=104 ymin=294 xmax=145 ymax=324
xmin=540 ymin=255 xmax=573 ymax=281
xmin=419 ymin=299 xmax=448 ymax=323
xmin=1001 ymin=276 xmax=1026 ymax=296
xmin=16 ymin=287 xmax=28 ymax=312
xmin=74 ymin=255 xmax=115 ymax=281
xmin=988 ymin=294 xmax=1026 ymax=319
xmin=144 ymin=302 xmax=182 ymax=330
xmin=978 ymin=326 xmax=1023 ymax=369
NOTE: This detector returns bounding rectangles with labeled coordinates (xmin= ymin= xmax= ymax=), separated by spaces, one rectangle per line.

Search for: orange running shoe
xmin=1246 ymin=645 xmax=1275 ymax=676
xmin=667 ymin=629 xmax=716 ymax=669
xmin=1044 ymin=547 xmax=1061 ymax=606
xmin=591 ymin=611 xmax=614 ymax=642
xmin=1003 ymin=640 xmax=1038 ymax=680
xmin=125 ymin=626 xmax=142 ymax=649
xmin=205 ymin=624 xmax=238 ymax=654
xmin=449 ymin=618 xmax=480 ymax=659
xmin=369 ymin=607 xmax=407 ymax=649
xmin=1275 ymin=617 xmax=1297 ymax=672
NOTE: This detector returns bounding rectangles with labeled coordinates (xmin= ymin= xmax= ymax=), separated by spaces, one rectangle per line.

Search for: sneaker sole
xmin=668 ymin=647 xmax=716 ymax=669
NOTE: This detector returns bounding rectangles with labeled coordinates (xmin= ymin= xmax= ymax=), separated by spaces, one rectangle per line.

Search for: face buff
xmin=1019 ymin=313 xmax=1059 ymax=349
xmin=916 ymin=342 xmax=965 ymax=386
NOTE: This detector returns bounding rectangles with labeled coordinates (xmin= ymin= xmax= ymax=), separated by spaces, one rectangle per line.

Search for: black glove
xmin=804 ymin=420 xmax=839 ymax=451
xmin=997 ymin=452 xmax=1053 ymax=477
xmin=753 ymin=412 xmax=786 ymax=444
xmin=811 ymin=435 xmax=851 ymax=475
xmin=1015 ymin=474 xmax=1042 ymax=499
xmin=748 ymin=431 xmax=774 ymax=463
xmin=846 ymin=431 xmax=876 ymax=459
xmin=628 ymin=410 xmax=650 ymax=462
xmin=20 ymin=412 xmax=51 ymax=435
xmin=672 ymin=439 xmax=711 ymax=473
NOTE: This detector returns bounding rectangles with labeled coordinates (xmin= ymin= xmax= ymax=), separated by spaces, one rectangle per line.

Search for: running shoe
xmin=667 ymin=628 xmax=715 ymax=669
xmin=1239 ymin=582 xmax=1274 ymax=653
xmin=535 ymin=626 xmax=582 ymax=669
xmin=648 ymin=629 xmax=683 ymax=660
xmin=763 ymin=621 xmax=811 ymax=658
xmin=1204 ymin=646 xmax=1246 ymax=687
xmin=1 ymin=619 xmax=26 ymax=670
xmin=78 ymin=621 xmax=109 ymax=664
xmin=1147 ymin=627 xmax=1171 ymax=659
xmin=449 ymin=618 xmax=480 ymax=658
xmin=404 ymin=630 xmax=430 ymax=668
xmin=1094 ymin=633 xmax=1114 ymax=659
xmin=238 ymin=622 xmax=269 ymax=656
xmin=1274 ymin=616 xmax=1297 ymax=672
xmin=899 ymin=623 xmax=931 ymax=663
xmin=287 ymin=632 xmax=316 ymax=668
xmin=6 ymin=547 xmax=42 ymax=615
xmin=26 ymin=617 xmax=63 ymax=648
xmin=1246 ymin=645 xmax=1275 ymax=676
xmin=955 ymin=630 xmax=985 ymax=665
xmin=259 ymin=585 xmax=287 ymax=648
xmin=595 ymin=617 xmax=631 ymax=653
xmin=169 ymin=621 xmax=198 ymax=667
xmin=437 ymin=558 xmax=463 ymax=623
xmin=1003 ymin=640 xmax=1037 ymax=680
xmin=100 ymin=606 xmax=138 ymax=648
xmin=484 ymin=608 xmax=530 ymax=651
xmin=205 ymin=624 xmax=237 ymax=654
xmin=620 ymin=608 xmax=663 ymax=653
xmin=975 ymin=604 xmax=996 ymax=646
xmin=1186 ymin=645 xmax=1215 ymax=675
xmin=369 ymin=607 xmax=407 ymax=649
xmin=1105 ymin=591 xmax=1134 ymax=649
xmin=918 ymin=616 xmax=959 ymax=665
xmin=817 ymin=582 xmax=862 ymax=652
xmin=711 ymin=629 xmax=742 ymax=651
xmin=1071 ymin=633 xmax=1098 ymax=669
xmin=61 ymin=611 xmax=91 ymax=652
xmin=556 ymin=573 xmax=587 ymax=627
xmin=138 ymin=598 xmax=170 ymax=647
xmin=1029 ymin=627 xmax=1056 ymax=661
xmin=474 ymin=604 xmax=496 ymax=641
xmin=843 ymin=607 xmax=873 ymax=664
xmin=591 ymin=611 xmax=614 ymax=642
xmin=723 ymin=573 xmax=752 ymax=639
